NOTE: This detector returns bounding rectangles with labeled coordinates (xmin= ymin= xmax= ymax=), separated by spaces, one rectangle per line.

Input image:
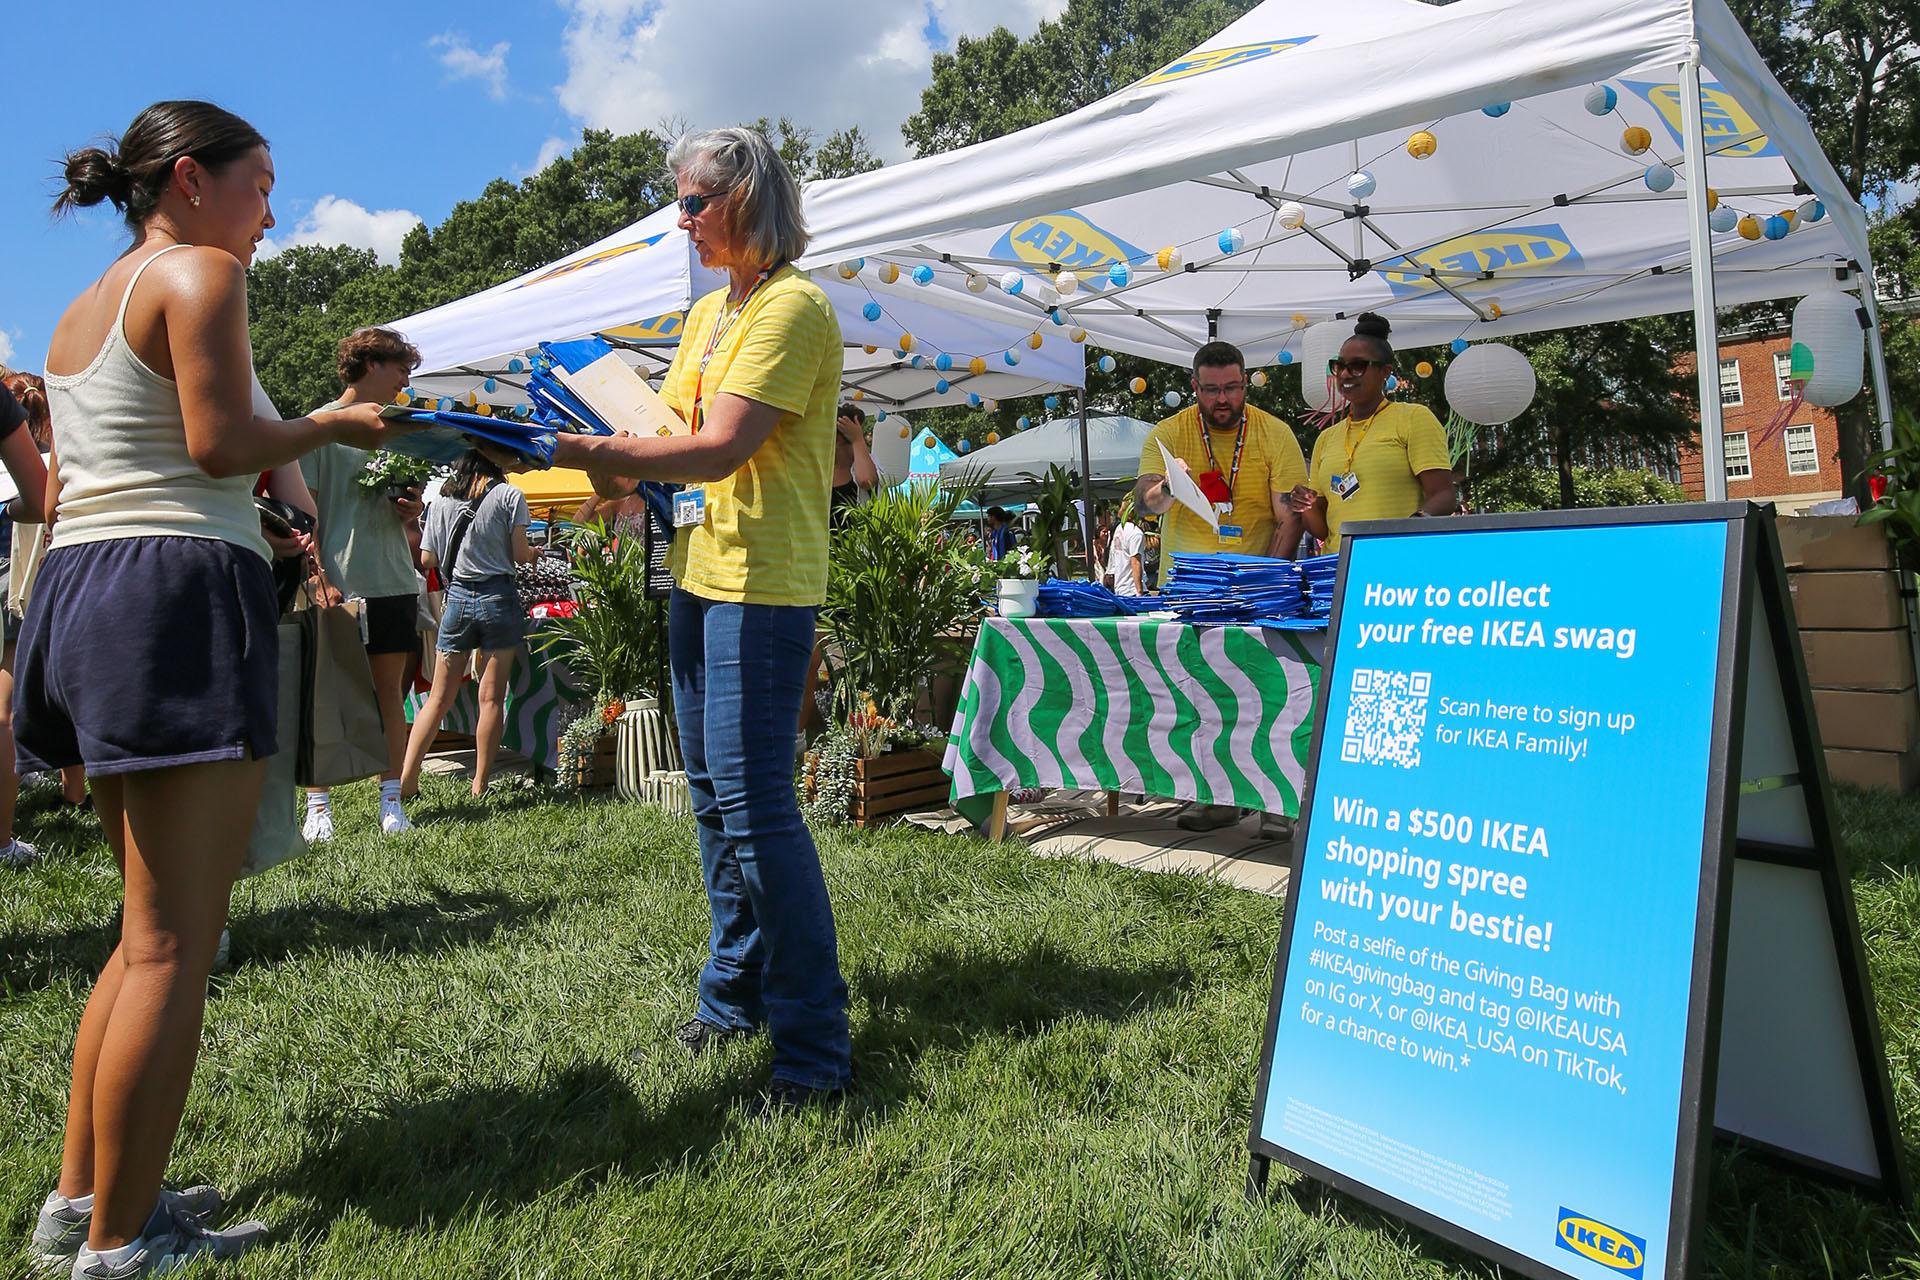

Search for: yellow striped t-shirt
xmin=1308 ymin=401 xmax=1452 ymax=553
xmin=659 ymin=266 xmax=843 ymax=607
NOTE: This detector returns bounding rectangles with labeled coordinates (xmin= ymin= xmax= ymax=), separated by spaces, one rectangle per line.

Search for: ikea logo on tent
xmin=1375 ymin=224 xmax=1582 ymax=297
xmin=516 ymin=233 xmax=670 ymax=289
xmin=1621 ymin=79 xmax=1778 ymax=158
xmin=1140 ymin=37 xmax=1316 ymax=86
xmin=991 ymin=211 xmax=1149 ymax=283
xmin=1556 ymin=1208 xmax=1647 ymax=1278
xmin=601 ymin=312 xmax=685 ymax=344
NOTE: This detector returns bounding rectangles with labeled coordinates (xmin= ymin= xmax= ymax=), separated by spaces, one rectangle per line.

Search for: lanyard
xmin=1342 ymin=403 xmax=1387 ymax=475
xmin=690 ymin=265 xmax=779 ymax=434
xmin=1199 ymin=411 xmax=1247 ymax=502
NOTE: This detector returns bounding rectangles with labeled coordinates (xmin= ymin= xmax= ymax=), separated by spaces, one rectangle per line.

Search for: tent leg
xmin=1861 ymin=274 xmax=1896 ymax=455
xmin=1078 ymin=394 xmax=1097 ymax=580
xmin=1680 ymin=50 xmax=1727 ymax=503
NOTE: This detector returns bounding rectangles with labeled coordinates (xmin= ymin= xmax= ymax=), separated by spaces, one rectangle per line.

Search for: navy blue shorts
xmin=14 ymin=537 xmax=279 ymax=775
xmin=437 ymin=576 xmax=525 ymax=653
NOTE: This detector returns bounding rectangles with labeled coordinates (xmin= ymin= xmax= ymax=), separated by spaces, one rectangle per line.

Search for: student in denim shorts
xmin=399 ymin=445 xmax=536 ymax=800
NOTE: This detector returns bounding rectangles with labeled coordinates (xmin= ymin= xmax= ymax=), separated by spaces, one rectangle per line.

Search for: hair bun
xmin=1352 ymin=312 xmax=1392 ymax=341
xmin=57 ymin=146 xmax=131 ymax=212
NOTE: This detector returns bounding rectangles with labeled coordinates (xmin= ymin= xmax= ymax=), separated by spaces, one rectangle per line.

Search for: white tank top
xmin=45 ymin=244 xmax=270 ymax=561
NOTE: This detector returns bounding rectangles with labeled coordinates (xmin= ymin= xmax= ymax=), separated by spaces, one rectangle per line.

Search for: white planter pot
xmin=997 ymin=578 xmax=1040 ymax=618
xmin=615 ymin=698 xmax=682 ymax=801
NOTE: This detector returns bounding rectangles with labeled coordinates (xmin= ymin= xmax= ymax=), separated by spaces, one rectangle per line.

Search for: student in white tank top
xmin=22 ymin=101 xmax=417 ymax=1277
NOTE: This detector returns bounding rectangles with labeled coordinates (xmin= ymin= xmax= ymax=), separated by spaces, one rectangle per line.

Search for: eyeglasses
xmin=1196 ymin=382 xmax=1245 ymax=398
xmin=1328 ymin=358 xmax=1388 ymax=376
xmin=677 ymin=188 xmax=732 ymax=218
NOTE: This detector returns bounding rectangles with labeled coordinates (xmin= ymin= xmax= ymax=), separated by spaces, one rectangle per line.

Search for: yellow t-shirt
xmin=1137 ymin=405 xmax=1306 ymax=559
xmin=1308 ymin=401 xmax=1452 ymax=553
xmin=659 ymin=267 xmax=844 ymax=607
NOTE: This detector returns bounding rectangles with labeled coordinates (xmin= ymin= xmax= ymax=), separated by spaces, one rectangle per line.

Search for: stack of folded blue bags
xmin=1300 ymin=553 xmax=1339 ymax=622
xmin=388 ymin=335 xmax=625 ymax=470
xmin=1035 ymin=578 xmax=1138 ymax=618
xmin=1158 ymin=553 xmax=1321 ymax=629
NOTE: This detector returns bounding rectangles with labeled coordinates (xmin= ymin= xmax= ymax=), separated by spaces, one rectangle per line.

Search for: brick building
xmin=1678 ymin=321 xmax=1846 ymax=511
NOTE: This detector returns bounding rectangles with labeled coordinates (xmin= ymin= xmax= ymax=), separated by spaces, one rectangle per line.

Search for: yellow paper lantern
xmin=851 ymin=389 xmax=865 ymax=401
xmin=1406 ymin=130 xmax=1438 ymax=160
xmin=464 ymin=390 xmax=478 ymax=406
xmin=1416 ymin=361 xmax=1434 ymax=378
xmin=1130 ymin=377 xmax=1148 ymax=394
xmin=986 ymin=432 xmax=1000 ymax=445
xmin=898 ymin=333 xmax=915 ymax=352
xmin=478 ymin=403 xmax=493 ymax=416
xmin=899 ymin=426 xmax=911 ymax=439
xmin=395 ymin=392 xmax=412 ymax=406
xmin=1250 ymin=370 xmax=1268 ymax=388
xmin=879 ymin=263 xmax=900 ymax=284
xmin=1156 ymin=245 xmax=1182 ymax=271
xmin=923 ymin=435 xmax=936 ymax=448
xmin=1706 ymin=188 xmax=1720 ymax=210
xmin=1026 ymin=333 xmax=1044 ymax=349
xmin=1779 ymin=207 xmax=1798 ymax=226
xmin=863 ymin=344 xmax=877 ymax=354
xmin=1291 ymin=313 xmax=1309 ymax=328
xmin=1487 ymin=302 xmax=1504 ymax=319
xmin=1621 ymin=126 xmax=1652 ymax=155
xmin=969 ymin=357 xmax=988 ymax=376
xmin=1069 ymin=327 xmax=1087 ymax=343
xmin=1737 ymin=215 xmax=1762 ymax=240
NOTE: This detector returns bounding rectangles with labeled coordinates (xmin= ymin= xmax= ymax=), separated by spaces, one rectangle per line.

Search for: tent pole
xmin=1860 ymin=272 xmax=1896 ymax=454
xmin=1078 ymin=393 xmax=1097 ymax=580
xmin=1680 ymin=49 xmax=1727 ymax=503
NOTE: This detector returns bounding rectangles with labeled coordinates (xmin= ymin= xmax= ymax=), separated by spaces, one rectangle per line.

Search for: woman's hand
xmin=264 ymin=527 xmax=311 ymax=561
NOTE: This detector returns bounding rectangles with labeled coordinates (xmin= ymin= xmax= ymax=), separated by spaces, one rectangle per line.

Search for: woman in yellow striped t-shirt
xmin=556 ymin=128 xmax=849 ymax=1107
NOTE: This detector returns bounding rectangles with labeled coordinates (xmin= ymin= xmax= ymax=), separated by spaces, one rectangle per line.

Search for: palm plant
xmin=1019 ymin=462 xmax=1084 ymax=579
xmin=531 ymin=519 xmax=666 ymax=704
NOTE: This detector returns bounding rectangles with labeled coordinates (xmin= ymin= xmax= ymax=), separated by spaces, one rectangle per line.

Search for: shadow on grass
xmin=407 ymin=787 xmax=570 ymax=825
xmin=0 ymin=889 xmax=557 ymax=995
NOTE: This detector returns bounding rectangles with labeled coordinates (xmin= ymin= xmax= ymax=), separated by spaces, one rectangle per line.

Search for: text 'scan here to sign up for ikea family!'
xmin=1248 ymin=504 xmax=1906 ymax=1280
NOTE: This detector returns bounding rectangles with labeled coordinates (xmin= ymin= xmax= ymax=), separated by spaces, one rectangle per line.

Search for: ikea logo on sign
xmin=601 ymin=312 xmax=685 ymax=344
xmin=515 ymin=233 xmax=670 ymax=289
xmin=1556 ymin=1208 xmax=1647 ymax=1278
xmin=1621 ymin=80 xmax=1778 ymax=158
xmin=1140 ymin=37 xmax=1316 ymax=87
xmin=1375 ymin=224 xmax=1582 ymax=298
xmin=991 ymin=211 xmax=1149 ymax=283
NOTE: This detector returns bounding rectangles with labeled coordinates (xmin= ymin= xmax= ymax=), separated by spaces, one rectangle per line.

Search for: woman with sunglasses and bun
xmin=1290 ymin=312 xmax=1455 ymax=552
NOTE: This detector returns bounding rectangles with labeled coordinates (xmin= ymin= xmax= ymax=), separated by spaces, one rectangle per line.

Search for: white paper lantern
xmin=1789 ymin=289 xmax=1863 ymax=407
xmin=1444 ymin=343 xmax=1537 ymax=425
xmin=1277 ymin=201 xmax=1307 ymax=229
xmin=1299 ymin=320 xmax=1351 ymax=412
xmin=965 ymin=273 xmax=988 ymax=293
xmin=1583 ymin=84 xmax=1618 ymax=116
xmin=1000 ymin=271 xmax=1025 ymax=295
xmin=1055 ymin=270 xmax=1080 ymax=295
xmin=1643 ymin=162 xmax=1676 ymax=193
xmin=1709 ymin=204 xmax=1740 ymax=233
xmin=870 ymin=412 xmax=910 ymax=481
xmin=1346 ymin=170 xmax=1377 ymax=201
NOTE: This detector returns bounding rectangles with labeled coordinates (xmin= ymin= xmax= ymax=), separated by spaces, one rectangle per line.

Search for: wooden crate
xmin=851 ymin=748 xmax=949 ymax=828
xmin=572 ymin=733 xmax=618 ymax=791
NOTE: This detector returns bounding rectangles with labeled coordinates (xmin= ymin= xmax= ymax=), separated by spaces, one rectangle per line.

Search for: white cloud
xmin=430 ymin=33 xmax=512 ymax=101
xmin=0 ymin=332 xmax=14 ymax=367
xmin=535 ymin=136 xmax=570 ymax=171
xmin=257 ymin=196 xmax=423 ymax=265
xmin=554 ymin=0 xmax=1068 ymax=163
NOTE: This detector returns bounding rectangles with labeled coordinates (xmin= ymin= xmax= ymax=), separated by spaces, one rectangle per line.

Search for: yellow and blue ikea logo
xmin=515 ymin=232 xmax=670 ymax=289
xmin=1139 ymin=37 xmax=1316 ymax=87
xmin=601 ymin=312 xmax=685 ymax=344
xmin=991 ymin=211 xmax=1149 ymax=284
xmin=1556 ymin=1207 xmax=1646 ymax=1278
xmin=1375 ymin=224 xmax=1582 ymax=298
xmin=1622 ymin=80 xmax=1778 ymax=159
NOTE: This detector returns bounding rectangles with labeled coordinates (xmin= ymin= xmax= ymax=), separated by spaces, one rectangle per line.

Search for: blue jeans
xmin=670 ymin=588 xmax=851 ymax=1088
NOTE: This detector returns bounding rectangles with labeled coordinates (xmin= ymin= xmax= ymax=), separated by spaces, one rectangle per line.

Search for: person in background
xmin=298 ymin=327 xmax=426 ymax=841
xmin=555 ymin=125 xmax=852 ymax=1109
xmin=1134 ymin=340 xmax=1307 ymax=837
xmin=24 ymin=100 xmax=411 ymax=1277
xmin=1104 ymin=501 xmax=1144 ymax=598
xmin=1134 ymin=340 xmax=1307 ymax=562
xmin=1290 ymin=312 xmax=1455 ymax=551
xmin=0 ymin=374 xmax=49 ymax=865
xmin=983 ymin=506 xmax=1017 ymax=562
xmin=399 ymin=445 xmax=536 ymax=802
xmin=830 ymin=401 xmax=877 ymax=519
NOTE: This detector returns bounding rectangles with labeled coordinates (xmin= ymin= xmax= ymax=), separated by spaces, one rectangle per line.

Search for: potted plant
xmin=532 ymin=519 xmax=670 ymax=792
xmin=1019 ymin=462 xmax=1086 ymax=579
xmin=358 ymin=450 xmax=437 ymax=501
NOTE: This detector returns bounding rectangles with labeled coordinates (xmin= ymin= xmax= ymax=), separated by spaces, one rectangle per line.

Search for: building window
xmin=1773 ymin=352 xmax=1794 ymax=400
xmin=1724 ymin=431 xmax=1751 ymax=480
xmin=1784 ymin=423 xmax=1820 ymax=476
xmin=1718 ymin=359 xmax=1743 ymax=406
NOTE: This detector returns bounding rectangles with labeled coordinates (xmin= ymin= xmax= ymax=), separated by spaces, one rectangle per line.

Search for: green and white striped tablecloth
xmin=945 ymin=617 xmax=1321 ymax=816
xmin=405 ymin=644 xmax=586 ymax=772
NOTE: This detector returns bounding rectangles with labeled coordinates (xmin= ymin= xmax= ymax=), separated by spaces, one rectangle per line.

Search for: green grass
xmin=2 ymin=779 xmax=1917 ymax=1279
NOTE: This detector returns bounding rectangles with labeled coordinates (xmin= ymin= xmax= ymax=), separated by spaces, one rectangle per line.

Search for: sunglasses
xmin=1328 ymin=358 xmax=1389 ymax=376
xmin=677 ymin=188 xmax=733 ymax=218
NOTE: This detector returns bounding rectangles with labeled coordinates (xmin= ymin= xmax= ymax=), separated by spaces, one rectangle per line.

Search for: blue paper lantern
xmin=876 ymin=411 xmax=888 ymax=422
xmin=1097 ymin=355 xmax=1117 ymax=373
xmin=862 ymin=301 xmax=883 ymax=322
xmin=912 ymin=264 xmax=935 ymax=286
xmin=1346 ymin=170 xmax=1377 ymax=201
xmin=1802 ymin=198 xmax=1826 ymax=223
xmin=1108 ymin=262 xmax=1132 ymax=288
xmin=1643 ymin=162 xmax=1676 ymax=193
xmin=1583 ymin=84 xmax=1617 ymax=115
xmin=1764 ymin=214 xmax=1791 ymax=240
xmin=1218 ymin=227 xmax=1245 ymax=254
xmin=506 ymin=358 xmax=524 ymax=373
xmin=1709 ymin=205 xmax=1740 ymax=233
xmin=1386 ymin=374 xmax=1399 ymax=391
xmin=1482 ymin=102 xmax=1511 ymax=117
xmin=1277 ymin=351 xmax=1295 ymax=366
xmin=1451 ymin=338 xmax=1470 ymax=354
xmin=1044 ymin=395 xmax=1059 ymax=411
xmin=1163 ymin=390 xmax=1181 ymax=408
xmin=911 ymin=355 xmax=925 ymax=369
xmin=968 ymin=392 xmax=982 ymax=406
xmin=1004 ymin=350 xmax=1021 ymax=367
xmin=1051 ymin=309 xmax=1067 ymax=326
xmin=959 ymin=439 xmax=971 ymax=453
xmin=483 ymin=377 xmax=497 ymax=393
xmin=934 ymin=353 xmax=953 ymax=372
xmin=936 ymin=379 xmax=951 ymax=393
xmin=1000 ymin=271 xmax=1025 ymax=295
xmin=1017 ymin=416 xmax=1031 ymax=430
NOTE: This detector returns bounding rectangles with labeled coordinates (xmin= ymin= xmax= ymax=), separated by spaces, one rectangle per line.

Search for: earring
xmin=190 ymin=195 xmax=201 ymax=208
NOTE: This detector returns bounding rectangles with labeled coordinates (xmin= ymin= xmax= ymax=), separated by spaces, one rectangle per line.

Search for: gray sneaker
xmin=69 ymin=1196 xmax=264 ymax=1278
xmin=1176 ymin=803 xmax=1243 ymax=832
xmin=30 ymin=1186 xmax=225 ymax=1273
xmin=1258 ymin=813 xmax=1296 ymax=842
xmin=0 ymin=837 xmax=40 ymax=867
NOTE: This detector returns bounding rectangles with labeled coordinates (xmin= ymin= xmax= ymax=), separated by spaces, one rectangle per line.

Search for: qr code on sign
xmin=1342 ymin=669 xmax=1432 ymax=768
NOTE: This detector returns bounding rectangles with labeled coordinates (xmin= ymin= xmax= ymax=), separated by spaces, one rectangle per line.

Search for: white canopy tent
xmin=392 ymin=205 xmax=1085 ymax=415
xmin=786 ymin=0 xmax=1886 ymax=501
xmin=938 ymin=415 xmax=1157 ymax=502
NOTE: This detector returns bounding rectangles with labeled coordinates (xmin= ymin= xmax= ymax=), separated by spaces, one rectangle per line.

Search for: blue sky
xmin=2 ymin=0 xmax=1065 ymax=375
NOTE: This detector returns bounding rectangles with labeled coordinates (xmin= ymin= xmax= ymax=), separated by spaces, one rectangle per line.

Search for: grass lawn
xmin=2 ymin=777 xmax=1917 ymax=1279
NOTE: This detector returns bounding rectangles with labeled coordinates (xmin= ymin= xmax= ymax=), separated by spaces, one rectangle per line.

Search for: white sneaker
xmin=378 ymin=797 xmax=411 ymax=835
xmin=0 ymin=837 xmax=41 ymax=867
xmin=301 ymin=807 xmax=334 ymax=843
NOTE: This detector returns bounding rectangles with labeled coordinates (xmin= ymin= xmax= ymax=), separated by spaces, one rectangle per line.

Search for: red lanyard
xmin=1199 ymin=411 xmax=1247 ymax=501
xmin=691 ymin=266 xmax=778 ymax=434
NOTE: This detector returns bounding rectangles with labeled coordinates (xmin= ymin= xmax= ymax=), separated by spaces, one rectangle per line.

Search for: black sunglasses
xmin=677 ymin=188 xmax=733 ymax=218
xmin=1328 ymin=357 xmax=1389 ymax=376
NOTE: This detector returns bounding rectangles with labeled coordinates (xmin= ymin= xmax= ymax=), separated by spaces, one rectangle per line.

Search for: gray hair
xmin=668 ymin=127 xmax=809 ymax=267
